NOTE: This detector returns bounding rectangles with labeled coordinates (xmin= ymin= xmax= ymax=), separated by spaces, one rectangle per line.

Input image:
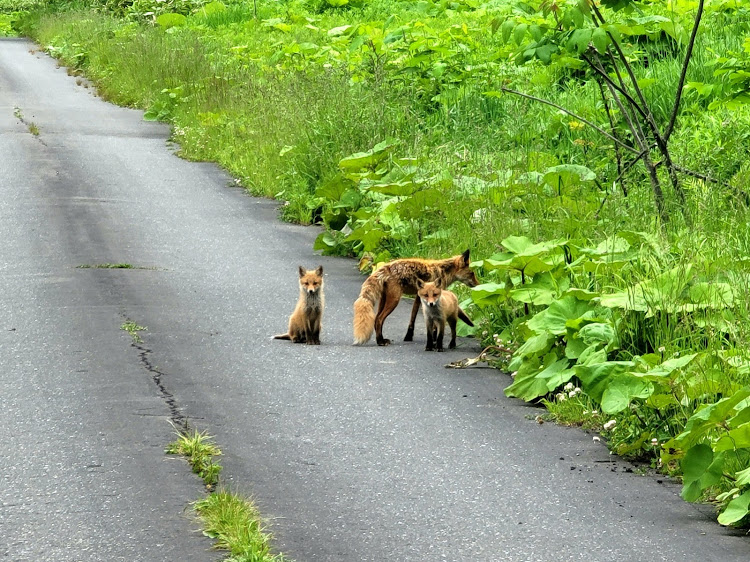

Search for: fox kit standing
xmin=274 ymin=266 xmax=324 ymax=345
xmin=417 ymin=279 xmax=474 ymax=351
xmin=353 ymin=249 xmax=478 ymax=346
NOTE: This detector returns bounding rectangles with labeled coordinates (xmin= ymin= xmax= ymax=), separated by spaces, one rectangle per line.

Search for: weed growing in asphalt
xmin=194 ymin=490 xmax=286 ymax=562
xmin=120 ymin=321 xmax=146 ymax=343
xmin=78 ymin=263 xmax=133 ymax=269
xmin=166 ymin=428 xmax=286 ymax=560
xmin=166 ymin=428 xmax=222 ymax=489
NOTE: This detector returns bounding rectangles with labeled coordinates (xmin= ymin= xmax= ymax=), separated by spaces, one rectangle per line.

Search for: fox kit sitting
xmin=274 ymin=266 xmax=324 ymax=345
xmin=417 ymin=279 xmax=474 ymax=351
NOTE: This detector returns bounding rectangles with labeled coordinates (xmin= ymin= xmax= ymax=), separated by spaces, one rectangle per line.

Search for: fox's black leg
xmin=404 ymin=298 xmax=421 ymax=341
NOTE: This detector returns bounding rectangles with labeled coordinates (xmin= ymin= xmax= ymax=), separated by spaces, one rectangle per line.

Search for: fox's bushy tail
xmin=353 ymin=275 xmax=382 ymax=345
xmin=458 ymin=308 xmax=474 ymax=327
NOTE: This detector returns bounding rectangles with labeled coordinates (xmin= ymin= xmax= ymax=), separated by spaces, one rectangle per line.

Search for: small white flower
xmin=603 ymin=420 xmax=617 ymax=431
xmin=583 ymin=410 xmax=589 ymax=415
xmin=573 ymin=387 xmax=582 ymax=396
xmin=564 ymin=382 xmax=574 ymax=392
xmin=591 ymin=410 xmax=598 ymax=415
xmin=658 ymin=346 xmax=665 ymax=353
xmin=593 ymin=436 xmax=601 ymax=442
xmin=556 ymin=392 xmax=567 ymax=402
xmin=510 ymin=371 xmax=518 ymax=378
xmin=651 ymin=438 xmax=658 ymax=445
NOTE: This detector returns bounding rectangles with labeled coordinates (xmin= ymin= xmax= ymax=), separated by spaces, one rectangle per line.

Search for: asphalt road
xmin=0 ymin=37 xmax=747 ymax=561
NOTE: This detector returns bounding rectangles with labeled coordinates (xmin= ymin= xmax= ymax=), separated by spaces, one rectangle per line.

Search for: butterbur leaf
xmin=156 ymin=13 xmax=187 ymax=28
xmin=505 ymin=352 xmax=560 ymax=401
xmin=515 ymin=332 xmax=555 ymax=359
xmin=714 ymin=422 xmax=750 ymax=452
xmin=527 ymin=296 xmax=594 ymax=336
xmin=735 ymin=466 xmax=750 ymax=487
xmin=681 ymin=444 xmax=724 ymax=502
xmin=578 ymin=322 xmax=616 ymax=348
xmin=675 ymin=387 xmax=750 ymax=449
xmin=543 ymin=164 xmax=596 ymax=187
xmin=575 ymin=360 xmax=634 ymax=403
xmin=470 ymin=283 xmax=508 ymax=307
xmin=600 ymin=375 xmax=653 ymax=413
xmin=718 ymin=490 xmax=750 ymax=526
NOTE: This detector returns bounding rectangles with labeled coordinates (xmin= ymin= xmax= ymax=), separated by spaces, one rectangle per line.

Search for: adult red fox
xmin=417 ymin=279 xmax=474 ymax=351
xmin=274 ymin=266 xmax=324 ymax=345
xmin=352 ymin=249 xmax=478 ymax=346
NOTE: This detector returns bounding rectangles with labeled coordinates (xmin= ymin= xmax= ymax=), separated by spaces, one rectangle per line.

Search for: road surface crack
xmin=121 ymin=316 xmax=187 ymax=431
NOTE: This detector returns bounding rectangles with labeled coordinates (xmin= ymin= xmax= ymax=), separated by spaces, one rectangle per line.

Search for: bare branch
xmin=581 ymin=52 xmax=648 ymax=122
xmin=672 ymin=164 xmax=732 ymax=189
xmin=499 ymin=87 xmax=640 ymax=154
xmin=591 ymin=2 xmax=664 ymax=144
xmin=664 ymin=0 xmax=705 ymax=141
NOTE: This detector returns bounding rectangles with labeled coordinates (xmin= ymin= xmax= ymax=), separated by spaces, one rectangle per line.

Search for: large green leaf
xmin=633 ymin=353 xmax=699 ymax=380
xmin=600 ymin=265 xmax=694 ymax=315
xmin=508 ymin=271 xmax=568 ymax=305
xmin=718 ymin=490 xmax=750 ymax=526
xmin=361 ymin=179 xmax=416 ymax=196
xmin=156 ymin=13 xmax=187 ymax=28
xmin=575 ymin=360 xmax=634 ymax=402
xmin=714 ymin=422 xmax=750 ymax=452
xmin=515 ymin=332 xmax=555 ymax=359
xmin=470 ymin=282 xmax=508 ymax=307
xmin=527 ymin=296 xmax=594 ymax=336
xmin=542 ymin=164 xmax=596 ymax=187
xmin=688 ymin=282 xmax=734 ymax=309
xmin=505 ymin=352 xmax=559 ymax=400
xmin=578 ymin=322 xmax=616 ymax=348
xmin=736 ymin=466 xmax=750 ymax=487
xmin=681 ymin=444 xmax=724 ymax=502
xmin=501 ymin=235 xmax=568 ymax=256
xmin=339 ymin=139 xmax=399 ymax=172
xmin=673 ymin=387 xmax=750 ymax=449
xmin=600 ymin=374 xmax=654 ymax=413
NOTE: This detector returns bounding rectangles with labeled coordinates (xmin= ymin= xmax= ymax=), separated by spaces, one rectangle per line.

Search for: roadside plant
xmin=494 ymin=0 xmax=716 ymax=225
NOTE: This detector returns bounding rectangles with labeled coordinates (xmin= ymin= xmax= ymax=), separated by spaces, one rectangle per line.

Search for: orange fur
xmin=274 ymin=266 xmax=324 ymax=345
xmin=352 ymin=250 xmax=478 ymax=346
xmin=417 ymin=279 xmax=474 ymax=351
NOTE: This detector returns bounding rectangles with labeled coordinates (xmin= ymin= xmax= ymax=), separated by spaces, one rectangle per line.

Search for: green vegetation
xmin=195 ymin=491 xmax=286 ymax=562
xmin=17 ymin=0 xmax=750 ymax=527
xmin=167 ymin=429 xmax=285 ymax=561
xmin=78 ymin=263 xmax=134 ymax=268
xmin=166 ymin=428 xmax=223 ymax=488
xmin=0 ymin=0 xmax=42 ymax=35
xmin=120 ymin=320 xmax=147 ymax=343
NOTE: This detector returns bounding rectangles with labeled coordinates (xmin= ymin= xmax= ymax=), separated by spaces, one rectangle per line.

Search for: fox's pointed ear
xmin=461 ymin=249 xmax=471 ymax=265
xmin=315 ymin=265 xmax=323 ymax=276
xmin=298 ymin=266 xmax=306 ymax=277
xmin=434 ymin=277 xmax=443 ymax=289
xmin=417 ymin=278 xmax=425 ymax=289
